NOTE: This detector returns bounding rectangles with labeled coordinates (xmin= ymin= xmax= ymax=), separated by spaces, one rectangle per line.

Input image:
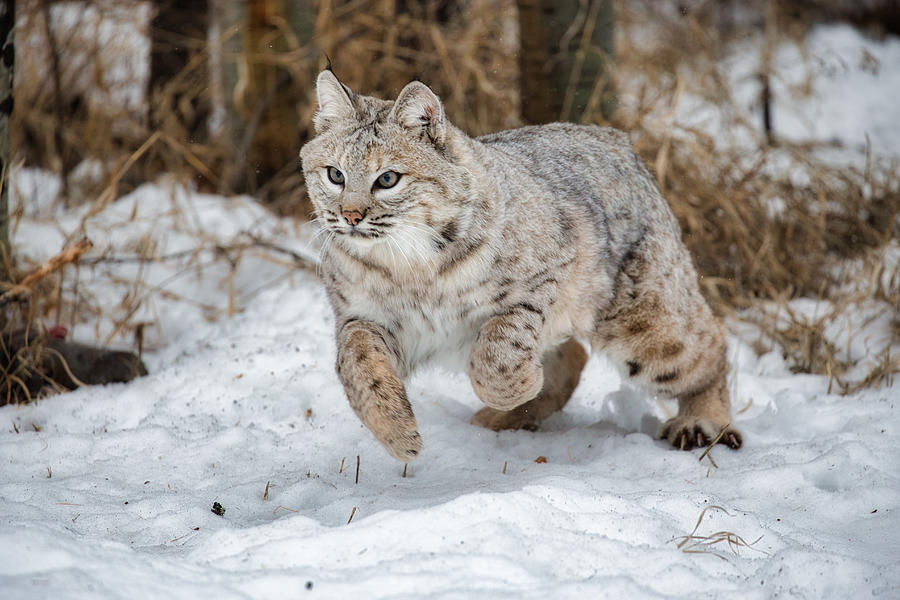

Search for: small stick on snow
xmin=355 ymin=455 xmax=360 ymax=484
xmin=273 ymin=505 xmax=298 ymax=515
xmin=347 ymin=506 xmax=358 ymax=524
xmin=263 ymin=481 xmax=270 ymax=501
xmin=402 ymin=463 xmax=407 ymax=478
xmin=827 ymin=359 xmax=835 ymax=394
xmin=227 ymin=267 xmax=236 ymax=318
xmin=169 ymin=527 xmax=201 ymax=544
xmin=502 ymin=461 xmax=507 ymax=474
xmin=339 ymin=457 xmax=345 ymax=473
xmin=698 ymin=423 xmax=731 ymax=464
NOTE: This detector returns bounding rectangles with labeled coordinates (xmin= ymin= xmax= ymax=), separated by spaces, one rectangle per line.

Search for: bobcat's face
xmin=300 ymin=72 xmax=472 ymax=266
xmin=303 ymin=121 xmax=445 ymax=245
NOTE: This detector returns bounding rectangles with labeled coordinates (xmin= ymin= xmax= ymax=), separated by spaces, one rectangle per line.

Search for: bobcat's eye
xmin=374 ymin=171 xmax=401 ymax=189
xmin=327 ymin=167 xmax=345 ymax=185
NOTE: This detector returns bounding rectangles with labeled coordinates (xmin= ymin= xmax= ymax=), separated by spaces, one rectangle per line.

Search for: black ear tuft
xmin=313 ymin=70 xmax=356 ymax=133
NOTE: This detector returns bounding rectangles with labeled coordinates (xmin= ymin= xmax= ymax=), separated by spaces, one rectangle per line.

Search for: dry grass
xmin=315 ymin=0 xmax=520 ymax=135
xmin=5 ymin=0 xmax=899 ymax=401
xmin=673 ymin=505 xmax=766 ymax=562
xmin=14 ymin=0 xmax=153 ymax=202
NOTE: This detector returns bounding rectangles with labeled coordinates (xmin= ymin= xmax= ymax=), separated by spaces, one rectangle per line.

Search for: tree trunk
xmin=517 ymin=0 xmax=615 ymax=125
xmin=149 ymin=0 xmax=210 ymax=142
xmin=222 ymin=0 xmax=315 ymax=195
xmin=0 ymin=0 xmax=12 ymax=283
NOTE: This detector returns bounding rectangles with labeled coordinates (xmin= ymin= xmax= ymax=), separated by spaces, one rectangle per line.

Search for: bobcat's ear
xmin=390 ymin=81 xmax=446 ymax=146
xmin=313 ymin=70 xmax=356 ymax=133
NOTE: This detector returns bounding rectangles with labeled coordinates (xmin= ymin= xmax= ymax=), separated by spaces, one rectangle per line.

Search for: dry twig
xmin=0 ymin=239 xmax=92 ymax=306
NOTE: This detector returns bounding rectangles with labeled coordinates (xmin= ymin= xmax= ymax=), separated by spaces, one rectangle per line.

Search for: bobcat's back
xmin=478 ymin=122 xmax=680 ymax=262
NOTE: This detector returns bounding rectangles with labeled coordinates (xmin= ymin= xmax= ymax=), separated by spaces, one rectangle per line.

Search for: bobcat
xmin=299 ymin=70 xmax=743 ymax=462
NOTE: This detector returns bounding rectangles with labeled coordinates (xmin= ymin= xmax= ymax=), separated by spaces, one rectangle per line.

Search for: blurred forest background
xmin=1 ymin=0 xmax=898 ymax=401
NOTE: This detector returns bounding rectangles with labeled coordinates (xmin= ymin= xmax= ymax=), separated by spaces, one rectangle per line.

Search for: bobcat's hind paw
xmin=470 ymin=406 xmax=540 ymax=432
xmin=659 ymin=417 xmax=742 ymax=451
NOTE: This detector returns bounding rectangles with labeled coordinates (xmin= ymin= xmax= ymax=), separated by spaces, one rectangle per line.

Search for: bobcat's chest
xmin=346 ymin=274 xmax=495 ymax=372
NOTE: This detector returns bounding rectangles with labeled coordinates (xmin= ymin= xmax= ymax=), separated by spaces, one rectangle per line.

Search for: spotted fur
xmin=300 ymin=71 xmax=742 ymax=462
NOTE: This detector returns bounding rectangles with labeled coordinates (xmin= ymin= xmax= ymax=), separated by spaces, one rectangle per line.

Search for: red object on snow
xmin=49 ymin=325 xmax=68 ymax=340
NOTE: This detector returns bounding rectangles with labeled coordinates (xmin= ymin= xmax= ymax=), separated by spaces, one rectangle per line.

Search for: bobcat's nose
xmin=341 ymin=208 xmax=366 ymax=226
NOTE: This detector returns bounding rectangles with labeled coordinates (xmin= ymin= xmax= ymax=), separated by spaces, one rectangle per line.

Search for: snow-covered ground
xmin=2 ymin=255 xmax=898 ymax=599
xmin=2 ymin=20 xmax=900 ymax=600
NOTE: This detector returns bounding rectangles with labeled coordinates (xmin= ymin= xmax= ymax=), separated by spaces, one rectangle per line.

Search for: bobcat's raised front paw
xmin=469 ymin=355 xmax=543 ymax=411
xmin=659 ymin=417 xmax=742 ymax=451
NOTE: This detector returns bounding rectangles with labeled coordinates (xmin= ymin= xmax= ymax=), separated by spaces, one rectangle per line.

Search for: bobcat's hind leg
xmin=652 ymin=324 xmax=742 ymax=451
xmin=472 ymin=338 xmax=588 ymax=431
xmin=336 ymin=320 xmax=422 ymax=462
xmin=599 ymin=259 xmax=742 ymax=451
xmin=622 ymin=307 xmax=742 ymax=451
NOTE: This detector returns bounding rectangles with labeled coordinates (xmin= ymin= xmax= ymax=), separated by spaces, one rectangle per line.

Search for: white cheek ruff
xmin=371 ymin=227 xmax=438 ymax=279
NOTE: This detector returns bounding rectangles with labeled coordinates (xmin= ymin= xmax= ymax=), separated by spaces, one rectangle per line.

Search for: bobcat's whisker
xmin=307 ymin=222 xmax=333 ymax=248
xmin=399 ymin=220 xmax=440 ymax=237
xmin=384 ymin=234 xmax=414 ymax=287
xmin=395 ymin=227 xmax=436 ymax=273
xmin=384 ymin=234 xmax=402 ymax=272
xmin=386 ymin=233 xmax=421 ymax=286
xmin=407 ymin=226 xmax=444 ymax=261
xmin=400 ymin=223 xmax=442 ymax=247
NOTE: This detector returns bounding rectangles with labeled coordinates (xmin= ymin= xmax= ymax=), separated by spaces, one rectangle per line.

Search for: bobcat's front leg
xmin=336 ymin=320 xmax=421 ymax=462
xmin=469 ymin=304 xmax=545 ymax=411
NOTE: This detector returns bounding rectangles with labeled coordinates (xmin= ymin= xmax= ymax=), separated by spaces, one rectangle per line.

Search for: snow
xmin=718 ymin=24 xmax=900 ymax=158
xmin=3 ymin=176 xmax=898 ymax=599
xmin=766 ymin=25 xmax=900 ymax=157
xmin=1 ymin=264 xmax=898 ymax=597
xmin=3 ymin=20 xmax=900 ymax=600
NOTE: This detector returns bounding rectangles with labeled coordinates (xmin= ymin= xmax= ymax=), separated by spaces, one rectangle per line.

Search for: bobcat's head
xmin=300 ymin=70 xmax=474 ymax=269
